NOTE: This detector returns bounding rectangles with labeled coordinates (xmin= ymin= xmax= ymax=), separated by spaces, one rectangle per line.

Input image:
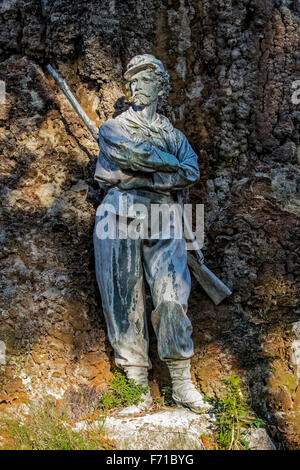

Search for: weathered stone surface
xmin=75 ymin=408 xmax=275 ymax=450
xmin=0 ymin=0 xmax=299 ymax=449
xmin=245 ymin=427 xmax=276 ymax=451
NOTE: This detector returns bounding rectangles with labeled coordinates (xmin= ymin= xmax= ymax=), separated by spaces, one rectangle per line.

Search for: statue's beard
xmin=132 ymin=93 xmax=153 ymax=107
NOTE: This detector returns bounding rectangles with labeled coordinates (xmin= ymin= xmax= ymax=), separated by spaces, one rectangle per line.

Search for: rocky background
xmin=0 ymin=0 xmax=299 ymax=449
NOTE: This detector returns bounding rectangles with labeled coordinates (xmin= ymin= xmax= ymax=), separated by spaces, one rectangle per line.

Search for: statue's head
xmin=124 ymin=54 xmax=170 ymax=107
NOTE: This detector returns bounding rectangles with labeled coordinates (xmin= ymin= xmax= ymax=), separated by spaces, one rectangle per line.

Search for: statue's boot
xmin=118 ymin=366 xmax=152 ymax=417
xmin=167 ymin=360 xmax=212 ymax=413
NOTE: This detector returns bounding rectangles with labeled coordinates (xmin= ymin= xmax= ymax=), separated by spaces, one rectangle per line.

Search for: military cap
xmin=124 ymin=54 xmax=166 ymax=81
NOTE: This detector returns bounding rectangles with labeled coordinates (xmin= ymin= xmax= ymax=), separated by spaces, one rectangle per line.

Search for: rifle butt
xmin=188 ymin=253 xmax=232 ymax=305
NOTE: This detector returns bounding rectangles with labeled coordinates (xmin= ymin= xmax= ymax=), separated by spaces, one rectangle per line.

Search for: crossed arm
xmin=97 ymin=119 xmax=200 ymax=191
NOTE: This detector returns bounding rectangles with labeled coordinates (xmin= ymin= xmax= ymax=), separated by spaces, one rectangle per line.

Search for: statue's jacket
xmin=94 ymin=107 xmax=200 ymax=213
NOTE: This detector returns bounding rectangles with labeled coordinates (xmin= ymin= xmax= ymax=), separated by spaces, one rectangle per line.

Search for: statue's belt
xmin=107 ymin=187 xmax=176 ymax=204
xmin=99 ymin=188 xmax=177 ymax=218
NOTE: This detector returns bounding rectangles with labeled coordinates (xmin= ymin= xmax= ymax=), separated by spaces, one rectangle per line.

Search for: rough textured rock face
xmin=0 ymin=0 xmax=299 ymax=449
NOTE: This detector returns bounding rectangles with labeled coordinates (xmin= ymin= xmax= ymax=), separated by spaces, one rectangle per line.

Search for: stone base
xmin=75 ymin=408 xmax=276 ymax=450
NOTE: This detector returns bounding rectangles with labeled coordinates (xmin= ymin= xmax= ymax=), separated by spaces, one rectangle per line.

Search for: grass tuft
xmin=0 ymin=399 xmax=115 ymax=450
xmin=204 ymin=373 xmax=263 ymax=450
xmin=99 ymin=370 xmax=149 ymax=412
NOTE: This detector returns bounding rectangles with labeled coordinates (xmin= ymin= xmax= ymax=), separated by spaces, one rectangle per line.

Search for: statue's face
xmin=129 ymin=70 xmax=161 ymax=106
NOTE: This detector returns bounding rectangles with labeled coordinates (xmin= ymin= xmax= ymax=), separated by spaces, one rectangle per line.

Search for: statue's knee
xmin=152 ymin=300 xmax=184 ymax=323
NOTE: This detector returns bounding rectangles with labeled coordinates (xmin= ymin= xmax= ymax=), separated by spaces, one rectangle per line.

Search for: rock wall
xmin=0 ymin=0 xmax=299 ymax=448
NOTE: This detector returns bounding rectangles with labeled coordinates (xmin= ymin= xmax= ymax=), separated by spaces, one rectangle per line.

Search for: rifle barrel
xmin=47 ymin=64 xmax=98 ymax=141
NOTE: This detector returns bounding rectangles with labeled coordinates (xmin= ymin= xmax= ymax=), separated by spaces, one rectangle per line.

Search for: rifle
xmin=47 ymin=64 xmax=232 ymax=305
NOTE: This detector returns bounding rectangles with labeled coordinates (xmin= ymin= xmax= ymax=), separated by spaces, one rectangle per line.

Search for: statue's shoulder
xmin=99 ymin=114 xmax=124 ymax=136
xmin=114 ymin=108 xmax=132 ymax=122
xmin=156 ymin=112 xmax=173 ymax=129
xmin=157 ymin=113 xmax=186 ymax=144
xmin=101 ymin=109 xmax=132 ymax=130
xmin=157 ymin=113 xmax=179 ymax=133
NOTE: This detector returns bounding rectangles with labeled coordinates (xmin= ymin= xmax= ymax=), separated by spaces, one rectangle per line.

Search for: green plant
xmin=205 ymin=373 xmax=263 ymax=450
xmin=99 ymin=370 xmax=149 ymax=412
xmin=0 ymin=400 xmax=115 ymax=450
xmin=161 ymin=385 xmax=174 ymax=406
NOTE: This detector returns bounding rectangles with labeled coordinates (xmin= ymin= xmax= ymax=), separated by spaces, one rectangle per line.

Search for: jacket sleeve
xmin=153 ymin=130 xmax=200 ymax=191
xmin=98 ymin=119 xmax=180 ymax=173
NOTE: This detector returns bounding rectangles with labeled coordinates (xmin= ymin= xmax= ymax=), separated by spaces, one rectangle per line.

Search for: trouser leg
xmin=93 ymin=212 xmax=151 ymax=369
xmin=142 ymin=235 xmax=194 ymax=362
xmin=142 ymin=230 xmax=211 ymax=413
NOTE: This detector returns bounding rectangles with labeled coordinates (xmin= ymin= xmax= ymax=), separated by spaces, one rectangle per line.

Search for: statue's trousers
xmin=93 ymin=190 xmax=194 ymax=369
